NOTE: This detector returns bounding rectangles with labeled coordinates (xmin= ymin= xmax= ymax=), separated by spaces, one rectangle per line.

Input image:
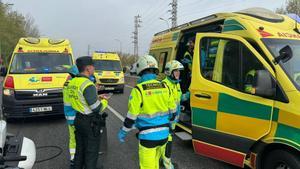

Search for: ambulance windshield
xmin=94 ymin=60 xmax=122 ymax=71
xmin=10 ymin=53 xmax=73 ymax=74
xmin=263 ymin=38 xmax=300 ymax=89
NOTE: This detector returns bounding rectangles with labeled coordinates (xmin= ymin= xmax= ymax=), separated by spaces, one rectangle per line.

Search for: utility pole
xmin=169 ymin=0 xmax=177 ymax=28
xmin=132 ymin=15 xmax=141 ymax=60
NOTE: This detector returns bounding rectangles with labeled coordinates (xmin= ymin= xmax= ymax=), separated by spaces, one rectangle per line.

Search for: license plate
xmin=29 ymin=106 xmax=52 ymax=113
xmin=105 ymin=87 xmax=114 ymax=90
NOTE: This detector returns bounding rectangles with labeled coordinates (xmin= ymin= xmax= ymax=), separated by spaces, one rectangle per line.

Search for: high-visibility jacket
xmin=245 ymin=69 xmax=256 ymax=94
xmin=162 ymin=77 xmax=182 ymax=121
xmin=162 ymin=77 xmax=190 ymax=123
xmin=183 ymin=51 xmax=193 ymax=71
xmin=63 ymin=80 xmax=77 ymax=124
xmin=123 ymin=79 xmax=177 ymax=141
xmin=68 ymin=76 xmax=107 ymax=115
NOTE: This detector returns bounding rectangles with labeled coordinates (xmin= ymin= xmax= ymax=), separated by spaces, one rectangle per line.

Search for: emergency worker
xmin=68 ymin=56 xmax=109 ymax=169
xmin=161 ymin=60 xmax=190 ymax=169
xmin=118 ymin=55 xmax=177 ymax=169
xmin=244 ymin=69 xmax=256 ymax=94
xmin=181 ymin=37 xmax=195 ymax=72
xmin=63 ymin=65 xmax=79 ymax=169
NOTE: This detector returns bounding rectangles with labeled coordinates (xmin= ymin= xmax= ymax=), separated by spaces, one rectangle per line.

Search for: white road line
xmin=107 ymin=105 xmax=125 ymax=122
xmin=125 ymin=85 xmax=133 ymax=88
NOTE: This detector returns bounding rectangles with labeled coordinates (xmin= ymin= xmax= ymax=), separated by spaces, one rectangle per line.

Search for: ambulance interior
xmin=175 ymin=20 xmax=224 ymax=128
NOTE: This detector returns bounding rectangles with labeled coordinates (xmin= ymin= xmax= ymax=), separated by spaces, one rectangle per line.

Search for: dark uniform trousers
xmin=74 ymin=113 xmax=102 ymax=169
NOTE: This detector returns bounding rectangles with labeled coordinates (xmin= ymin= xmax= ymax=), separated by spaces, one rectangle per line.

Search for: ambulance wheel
xmin=119 ymin=88 xmax=124 ymax=93
xmin=263 ymin=149 xmax=300 ymax=169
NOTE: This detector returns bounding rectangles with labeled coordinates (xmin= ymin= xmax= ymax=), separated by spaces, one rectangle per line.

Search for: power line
xmin=141 ymin=0 xmax=169 ymax=21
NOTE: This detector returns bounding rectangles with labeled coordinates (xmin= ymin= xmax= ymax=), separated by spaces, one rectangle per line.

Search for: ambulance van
xmin=1 ymin=38 xmax=74 ymax=119
xmin=92 ymin=52 xmax=125 ymax=93
xmin=150 ymin=8 xmax=300 ymax=169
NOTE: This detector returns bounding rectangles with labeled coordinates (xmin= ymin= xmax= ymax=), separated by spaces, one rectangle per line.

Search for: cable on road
xmin=35 ymin=145 xmax=63 ymax=163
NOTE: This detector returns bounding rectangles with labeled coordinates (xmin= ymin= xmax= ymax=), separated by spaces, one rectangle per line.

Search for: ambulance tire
xmin=263 ymin=149 xmax=300 ymax=169
xmin=119 ymin=88 xmax=124 ymax=93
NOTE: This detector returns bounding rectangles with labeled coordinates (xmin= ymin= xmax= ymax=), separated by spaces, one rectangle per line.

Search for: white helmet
xmin=164 ymin=60 xmax=184 ymax=76
xmin=136 ymin=54 xmax=159 ymax=76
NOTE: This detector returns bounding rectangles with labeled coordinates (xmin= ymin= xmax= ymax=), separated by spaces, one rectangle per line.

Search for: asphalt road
xmin=3 ymin=76 xmax=240 ymax=169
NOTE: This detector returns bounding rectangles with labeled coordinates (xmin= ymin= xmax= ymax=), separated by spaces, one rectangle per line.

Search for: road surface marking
xmin=107 ymin=105 xmax=125 ymax=122
xmin=125 ymin=85 xmax=133 ymax=88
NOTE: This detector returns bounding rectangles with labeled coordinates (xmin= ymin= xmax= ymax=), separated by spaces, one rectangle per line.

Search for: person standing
xmin=68 ymin=56 xmax=109 ymax=169
xmin=161 ymin=60 xmax=190 ymax=169
xmin=63 ymin=65 xmax=79 ymax=169
xmin=118 ymin=54 xmax=177 ymax=169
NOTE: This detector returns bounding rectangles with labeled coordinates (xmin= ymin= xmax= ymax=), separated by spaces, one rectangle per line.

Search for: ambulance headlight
xmin=119 ymin=77 xmax=124 ymax=83
xmin=3 ymin=89 xmax=14 ymax=96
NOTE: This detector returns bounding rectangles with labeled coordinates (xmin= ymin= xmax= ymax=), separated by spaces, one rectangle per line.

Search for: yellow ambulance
xmin=92 ymin=52 xmax=124 ymax=93
xmin=150 ymin=8 xmax=300 ymax=169
xmin=1 ymin=38 xmax=74 ymax=119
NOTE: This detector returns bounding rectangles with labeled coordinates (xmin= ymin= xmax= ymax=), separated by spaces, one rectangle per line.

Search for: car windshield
xmin=263 ymin=38 xmax=300 ymax=89
xmin=94 ymin=60 xmax=121 ymax=71
xmin=10 ymin=53 xmax=73 ymax=74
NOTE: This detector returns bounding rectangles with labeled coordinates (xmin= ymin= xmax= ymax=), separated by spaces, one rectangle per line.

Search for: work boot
xmin=69 ymin=160 xmax=74 ymax=169
xmin=173 ymin=162 xmax=179 ymax=169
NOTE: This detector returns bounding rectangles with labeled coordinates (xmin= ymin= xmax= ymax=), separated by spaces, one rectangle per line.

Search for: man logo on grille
xmin=33 ymin=89 xmax=48 ymax=97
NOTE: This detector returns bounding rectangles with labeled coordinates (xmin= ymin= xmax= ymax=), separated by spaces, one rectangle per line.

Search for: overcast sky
xmin=4 ymin=0 xmax=284 ymax=57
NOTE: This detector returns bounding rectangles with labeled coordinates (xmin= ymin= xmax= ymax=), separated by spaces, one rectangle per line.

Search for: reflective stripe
xmin=78 ymin=90 xmax=92 ymax=115
xmin=126 ymin=112 xmax=137 ymax=120
xmin=139 ymin=127 xmax=169 ymax=135
xmin=70 ymin=148 xmax=75 ymax=160
xmin=64 ymin=103 xmax=71 ymax=106
xmin=122 ymin=126 xmax=132 ymax=132
xmin=66 ymin=116 xmax=76 ymax=121
xmin=90 ymin=100 xmax=101 ymax=110
xmin=80 ymin=80 xmax=92 ymax=92
xmin=138 ymin=111 xmax=169 ymax=119
xmin=70 ymin=148 xmax=75 ymax=154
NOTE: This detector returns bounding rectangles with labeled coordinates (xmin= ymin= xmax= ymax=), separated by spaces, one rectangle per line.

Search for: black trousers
xmin=74 ymin=113 xmax=101 ymax=169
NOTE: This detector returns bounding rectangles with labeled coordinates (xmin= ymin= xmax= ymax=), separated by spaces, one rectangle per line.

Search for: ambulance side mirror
xmin=254 ymin=70 xmax=275 ymax=98
xmin=0 ymin=66 xmax=7 ymax=76
xmin=123 ymin=67 xmax=127 ymax=73
xmin=274 ymin=45 xmax=293 ymax=64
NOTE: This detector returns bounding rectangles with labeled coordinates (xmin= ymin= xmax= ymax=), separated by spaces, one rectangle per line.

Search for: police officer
xmin=68 ymin=56 xmax=109 ymax=169
xmin=63 ymin=65 xmax=105 ymax=169
xmin=118 ymin=54 xmax=177 ymax=169
xmin=162 ymin=60 xmax=190 ymax=169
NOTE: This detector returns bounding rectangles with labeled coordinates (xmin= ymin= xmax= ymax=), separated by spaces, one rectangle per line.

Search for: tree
xmin=276 ymin=0 xmax=300 ymax=14
xmin=0 ymin=3 xmax=40 ymax=65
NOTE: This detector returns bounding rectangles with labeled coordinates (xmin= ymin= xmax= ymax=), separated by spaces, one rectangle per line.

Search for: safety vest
xmin=68 ymin=77 xmax=95 ymax=115
xmin=184 ymin=51 xmax=193 ymax=71
xmin=63 ymin=80 xmax=77 ymax=125
xmin=127 ymin=79 xmax=177 ymax=141
xmin=245 ymin=69 xmax=256 ymax=94
xmin=162 ymin=77 xmax=182 ymax=114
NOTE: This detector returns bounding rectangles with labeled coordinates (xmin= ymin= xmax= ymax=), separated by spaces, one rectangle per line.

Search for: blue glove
xmin=118 ymin=128 xmax=128 ymax=143
xmin=181 ymin=91 xmax=190 ymax=102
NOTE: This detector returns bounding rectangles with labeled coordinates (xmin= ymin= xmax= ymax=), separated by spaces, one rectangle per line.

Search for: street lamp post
xmin=114 ymin=39 xmax=122 ymax=54
xmin=159 ymin=17 xmax=170 ymax=29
